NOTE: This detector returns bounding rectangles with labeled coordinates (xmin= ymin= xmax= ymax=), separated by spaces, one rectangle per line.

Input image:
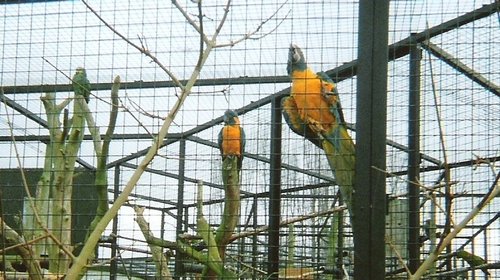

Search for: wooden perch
xmin=81 ymin=75 xmax=121 ymax=268
xmin=134 ymin=206 xmax=173 ymax=279
xmin=195 ymin=181 xmax=238 ymax=279
xmin=215 ymin=156 xmax=241 ymax=258
xmin=0 ymin=217 xmax=43 ymax=280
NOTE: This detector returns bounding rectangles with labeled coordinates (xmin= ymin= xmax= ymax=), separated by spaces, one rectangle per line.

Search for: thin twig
xmin=385 ymin=235 xmax=411 ymax=275
xmin=373 ymin=166 xmax=457 ymax=226
xmin=177 ymin=206 xmax=346 ymax=243
xmin=81 ymin=0 xmax=185 ymax=90
xmin=0 ymin=232 xmax=50 ymax=255
xmin=125 ymin=93 xmax=165 ymax=121
xmin=171 ymin=0 xmax=211 ymax=45
xmin=213 ymin=0 xmax=232 ymax=42
xmin=228 ymin=206 xmax=346 ymax=243
xmin=117 ymin=96 xmax=155 ymax=136
xmin=472 ymin=152 xmax=498 ymax=176
xmin=225 ymin=250 xmax=267 ymax=275
xmin=371 ymin=166 xmax=449 ymax=195
xmin=215 ymin=1 xmax=290 ymax=48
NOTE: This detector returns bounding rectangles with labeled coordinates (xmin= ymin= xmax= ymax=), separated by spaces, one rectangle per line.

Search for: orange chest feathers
xmin=291 ymin=72 xmax=335 ymax=126
xmin=221 ymin=125 xmax=242 ymax=156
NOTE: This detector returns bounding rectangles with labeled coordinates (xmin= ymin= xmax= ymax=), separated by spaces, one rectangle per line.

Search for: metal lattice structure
xmin=0 ymin=1 xmax=499 ymax=279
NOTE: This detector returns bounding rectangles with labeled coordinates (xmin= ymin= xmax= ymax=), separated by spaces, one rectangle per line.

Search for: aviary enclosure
xmin=0 ymin=1 xmax=498 ymax=279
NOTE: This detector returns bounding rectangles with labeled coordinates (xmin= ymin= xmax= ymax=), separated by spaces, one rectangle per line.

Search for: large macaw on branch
xmin=282 ymin=44 xmax=355 ymax=214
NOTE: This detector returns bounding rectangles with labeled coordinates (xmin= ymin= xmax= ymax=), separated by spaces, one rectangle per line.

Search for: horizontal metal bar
xmin=0 ymin=133 xmax=181 ymax=142
xmin=1 ymin=75 xmax=290 ymax=95
xmin=387 ymin=155 xmax=500 ymax=176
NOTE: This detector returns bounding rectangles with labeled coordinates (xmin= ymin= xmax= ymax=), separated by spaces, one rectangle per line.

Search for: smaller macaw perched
xmin=218 ymin=110 xmax=245 ymax=172
xmin=72 ymin=67 xmax=91 ymax=103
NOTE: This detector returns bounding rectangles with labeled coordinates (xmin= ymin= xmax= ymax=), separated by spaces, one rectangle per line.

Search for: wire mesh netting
xmin=0 ymin=0 xmax=499 ymax=279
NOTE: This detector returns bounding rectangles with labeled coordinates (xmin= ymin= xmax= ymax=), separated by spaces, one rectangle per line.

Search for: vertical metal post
xmin=183 ymin=206 xmax=189 ymax=232
xmin=110 ymin=165 xmax=120 ymax=280
xmin=408 ymin=35 xmax=422 ymax=273
xmin=175 ymin=138 xmax=186 ymax=279
xmin=353 ymin=0 xmax=389 ymax=279
xmin=268 ymin=96 xmax=282 ymax=279
xmin=252 ymin=195 xmax=258 ymax=280
xmin=482 ymin=230 xmax=488 ymax=280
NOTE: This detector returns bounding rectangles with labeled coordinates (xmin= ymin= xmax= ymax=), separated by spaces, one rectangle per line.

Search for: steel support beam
xmin=175 ymin=138 xmax=186 ymax=278
xmin=353 ymin=1 xmax=389 ymax=279
xmin=421 ymin=40 xmax=500 ymax=97
xmin=267 ymin=96 xmax=282 ymax=279
xmin=408 ymin=37 xmax=422 ymax=273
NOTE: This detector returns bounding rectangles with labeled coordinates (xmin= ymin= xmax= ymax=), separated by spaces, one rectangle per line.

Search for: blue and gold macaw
xmin=282 ymin=44 xmax=355 ymax=213
xmin=72 ymin=67 xmax=91 ymax=103
xmin=218 ymin=110 xmax=245 ymax=172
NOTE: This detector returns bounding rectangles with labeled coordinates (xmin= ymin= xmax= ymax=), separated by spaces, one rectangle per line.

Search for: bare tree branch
xmin=195 ymin=0 xmax=205 ymax=69
xmin=424 ymin=262 xmax=500 ymax=278
xmin=213 ymin=0 xmax=232 ymax=42
xmin=215 ymin=1 xmax=290 ymax=48
xmin=68 ymin=2 xmax=222 ymax=277
xmin=473 ymin=153 xmax=498 ymax=176
xmin=134 ymin=206 xmax=173 ymax=279
xmin=385 ymin=235 xmax=411 ymax=276
xmin=0 ymin=218 xmax=43 ymax=280
xmin=81 ymin=0 xmax=185 ymax=90
xmin=171 ymin=0 xmax=211 ymax=45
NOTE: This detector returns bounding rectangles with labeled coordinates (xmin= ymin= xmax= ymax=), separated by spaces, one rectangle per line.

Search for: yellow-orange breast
xmin=221 ymin=125 xmax=242 ymax=156
xmin=291 ymin=70 xmax=335 ymax=129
